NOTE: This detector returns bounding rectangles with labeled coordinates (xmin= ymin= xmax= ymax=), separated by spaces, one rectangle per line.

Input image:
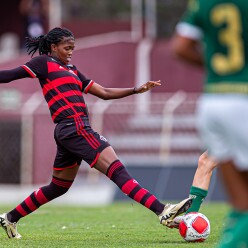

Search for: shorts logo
xmin=100 ymin=135 xmax=107 ymax=142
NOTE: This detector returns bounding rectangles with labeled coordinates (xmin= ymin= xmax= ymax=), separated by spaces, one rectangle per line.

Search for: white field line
xmin=134 ymin=38 xmax=153 ymax=115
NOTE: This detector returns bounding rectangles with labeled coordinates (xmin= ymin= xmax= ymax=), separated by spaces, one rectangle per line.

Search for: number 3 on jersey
xmin=211 ymin=4 xmax=244 ymax=75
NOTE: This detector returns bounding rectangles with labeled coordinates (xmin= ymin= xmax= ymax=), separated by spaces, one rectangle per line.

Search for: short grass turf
xmin=0 ymin=201 xmax=229 ymax=248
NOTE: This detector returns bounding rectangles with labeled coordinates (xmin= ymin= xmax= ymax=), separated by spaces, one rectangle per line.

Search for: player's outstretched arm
xmin=88 ymin=80 xmax=161 ymax=100
xmin=0 ymin=67 xmax=30 ymax=83
xmin=171 ymin=35 xmax=203 ymax=66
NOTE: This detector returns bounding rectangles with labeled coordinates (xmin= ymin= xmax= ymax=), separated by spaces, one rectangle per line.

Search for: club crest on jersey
xmin=58 ymin=65 xmax=76 ymax=76
xmin=100 ymin=135 xmax=107 ymax=142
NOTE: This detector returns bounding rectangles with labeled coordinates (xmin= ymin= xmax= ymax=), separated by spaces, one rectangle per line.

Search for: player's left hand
xmin=135 ymin=80 xmax=161 ymax=93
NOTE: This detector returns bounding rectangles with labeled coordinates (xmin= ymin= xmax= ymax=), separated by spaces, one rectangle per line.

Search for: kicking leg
xmin=94 ymin=146 xmax=192 ymax=226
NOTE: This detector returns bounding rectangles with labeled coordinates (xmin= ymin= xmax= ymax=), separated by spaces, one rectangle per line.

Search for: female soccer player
xmin=0 ymin=27 xmax=191 ymax=239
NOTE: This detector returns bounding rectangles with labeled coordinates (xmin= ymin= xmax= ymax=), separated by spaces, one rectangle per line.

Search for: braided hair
xmin=25 ymin=27 xmax=74 ymax=57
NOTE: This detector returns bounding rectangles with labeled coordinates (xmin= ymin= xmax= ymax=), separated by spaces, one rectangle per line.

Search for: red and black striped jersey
xmin=22 ymin=55 xmax=94 ymax=123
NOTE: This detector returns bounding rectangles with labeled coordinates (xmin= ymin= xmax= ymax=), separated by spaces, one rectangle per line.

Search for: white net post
xmin=144 ymin=0 xmax=157 ymax=39
xmin=159 ymin=91 xmax=187 ymax=163
xmin=49 ymin=0 xmax=62 ymax=30
xmin=134 ymin=38 xmax=153 ymax=115
xmin=20 ymin=92 xmax=43 ymax=185
xmin=131 ymin=0 xmax=143 ymax=40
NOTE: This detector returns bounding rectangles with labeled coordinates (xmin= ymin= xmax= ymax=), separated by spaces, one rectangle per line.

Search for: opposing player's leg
xmin=168 ymin=151 xmax=217 ymax=228
xmin=217 ymin=210 xmax=248 ymax=248
xmin=217 ymin=162 xmax=248 ymax=247
xmin=187 ymin=151 xmax=217 ymax=213
xmin=94 ymin=146 xmax=192 ymax=226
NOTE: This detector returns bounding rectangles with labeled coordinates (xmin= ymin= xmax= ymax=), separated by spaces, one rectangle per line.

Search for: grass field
xmin=0 ymin=201 xmax=229 ymax=248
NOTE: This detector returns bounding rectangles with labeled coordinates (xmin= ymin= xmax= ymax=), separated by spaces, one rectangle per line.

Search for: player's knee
xmin=198 ymin=152 xmax=218 ymax=172
xmin=42 ymin=177 xmax=74 ymax=200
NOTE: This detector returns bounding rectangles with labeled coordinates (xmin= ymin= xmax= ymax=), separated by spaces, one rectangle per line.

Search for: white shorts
xmin=196 ymin=94 xmax=248 ymax=171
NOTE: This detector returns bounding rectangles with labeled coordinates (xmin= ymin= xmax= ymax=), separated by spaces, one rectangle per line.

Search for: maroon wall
xmin=0 ymin=1 xmax=23 ymax=38
xmin=63 ymin=20 xmax=131 ymax=38
xmin=73 ymin=43 xmax=137 ymax=87
xmin=151 ymin=39 xmax=204 ymax=93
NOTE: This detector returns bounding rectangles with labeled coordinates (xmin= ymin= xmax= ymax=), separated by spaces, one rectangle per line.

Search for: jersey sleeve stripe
xmin=21 ymin=65 xmax=37 ymax=78
xmin=84 ymin=80 xmax=94 ymax=94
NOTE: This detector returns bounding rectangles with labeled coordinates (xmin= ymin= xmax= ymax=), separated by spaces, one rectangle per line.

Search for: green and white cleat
xmin=158 ymin=198 xmax=192 ymax=226
xmin=0 ymin=213 xmax=22 ymax=239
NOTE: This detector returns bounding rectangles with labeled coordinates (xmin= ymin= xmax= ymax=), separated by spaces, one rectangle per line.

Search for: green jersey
xmin=178 ymin=0 xmax=248 ymax=93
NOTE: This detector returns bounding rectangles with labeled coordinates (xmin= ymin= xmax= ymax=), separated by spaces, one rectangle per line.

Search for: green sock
xmin=217 ymin=209 xmax=248 ymax=248
xmin=186 ymin=186 xmax=208 ymax=213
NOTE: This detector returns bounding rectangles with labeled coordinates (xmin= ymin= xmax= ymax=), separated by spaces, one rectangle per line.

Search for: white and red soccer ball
xmin=179 ymin=212 xmax=210 ymax=242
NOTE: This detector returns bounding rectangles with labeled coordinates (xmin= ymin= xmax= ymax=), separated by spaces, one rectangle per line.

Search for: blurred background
xmin=0 ymin=0 xmax=225 ymax=205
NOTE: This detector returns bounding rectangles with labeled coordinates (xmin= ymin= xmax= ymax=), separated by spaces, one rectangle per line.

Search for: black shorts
xmin=53 ymin=116 xmax=110 ymax=170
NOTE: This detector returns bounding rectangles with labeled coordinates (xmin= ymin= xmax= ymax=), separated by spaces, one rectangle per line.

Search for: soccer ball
xmin=179 ymin=212 xmax=210 ymax=242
